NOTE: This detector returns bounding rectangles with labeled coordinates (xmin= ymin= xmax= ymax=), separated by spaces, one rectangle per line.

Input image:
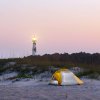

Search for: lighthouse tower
xmin=32 ymin=36 xmax=37 ymax=56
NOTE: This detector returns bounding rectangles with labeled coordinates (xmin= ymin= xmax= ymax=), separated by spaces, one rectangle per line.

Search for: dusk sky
xmin=0 ymin=0 xmax=100 ymax=58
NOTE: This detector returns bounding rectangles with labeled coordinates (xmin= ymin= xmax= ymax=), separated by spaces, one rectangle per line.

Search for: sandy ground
xmin=0 ymin=79 xmax=100 ymax=100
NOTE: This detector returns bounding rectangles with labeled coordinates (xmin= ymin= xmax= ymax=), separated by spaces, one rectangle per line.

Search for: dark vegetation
xmin=0 ymin=52 xmax=100 ymax=79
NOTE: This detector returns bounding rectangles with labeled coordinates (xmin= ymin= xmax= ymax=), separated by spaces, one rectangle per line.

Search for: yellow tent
xmin=50 ymin=69 xmax=83 ymax=85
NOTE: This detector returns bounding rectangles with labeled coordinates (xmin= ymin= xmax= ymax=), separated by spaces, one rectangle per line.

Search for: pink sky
xmin=0 ymin=0 xmax=100 ymax=58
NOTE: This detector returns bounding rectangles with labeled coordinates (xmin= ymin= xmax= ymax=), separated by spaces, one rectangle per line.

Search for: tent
xmin=50 ymin=69 xmax=83 ymax=85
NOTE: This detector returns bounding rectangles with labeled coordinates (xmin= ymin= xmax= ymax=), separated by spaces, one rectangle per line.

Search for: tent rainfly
xmin=50 ymin=69 xmax=83 ymax=85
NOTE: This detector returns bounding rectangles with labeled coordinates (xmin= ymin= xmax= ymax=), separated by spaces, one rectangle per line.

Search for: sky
xmin=0 ymin=0 xmax=100 ymax=58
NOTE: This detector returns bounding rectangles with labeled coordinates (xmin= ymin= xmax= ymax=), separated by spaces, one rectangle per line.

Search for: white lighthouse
xmin=32 ymin=36 xmax=37 ymax=56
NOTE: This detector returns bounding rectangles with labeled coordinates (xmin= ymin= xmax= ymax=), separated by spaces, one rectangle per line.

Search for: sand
xmin=0 ymin=79 xmax=100 ymax=100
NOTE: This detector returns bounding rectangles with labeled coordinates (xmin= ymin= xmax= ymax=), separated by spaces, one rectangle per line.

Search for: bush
xmin=76 ymin=70 xmax=100 ymax=79
xmin=16 ymin=74 xmax=33 ymax=78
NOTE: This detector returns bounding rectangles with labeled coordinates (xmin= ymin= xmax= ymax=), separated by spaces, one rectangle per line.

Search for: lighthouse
xmin=32 ymin=36 xmax=37 ymax=56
